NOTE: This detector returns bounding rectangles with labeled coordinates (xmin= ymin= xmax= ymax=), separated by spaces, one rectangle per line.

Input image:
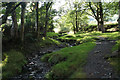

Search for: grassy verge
xmin=109 ymin=40 xmax=120 ymax=76
xmin=41 ymin=42 xmax=96 ymax=79
xmin=47 ymin=32 xmax=60 ymax=38
xmin=2 ymin=50 xmax=27 ymax=79
xmin=58 ymin=31 xmax=120 ymax=44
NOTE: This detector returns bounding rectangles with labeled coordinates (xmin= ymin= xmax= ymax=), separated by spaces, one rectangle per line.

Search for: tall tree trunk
xmin=44 ymin=4 xmax=48 ymax=37
xmin=72 ymin=22 xmax=76 ymax=34
xmin=96 ymin=6 xmax=100 ymax=31
xmin=99 ymin=1 xmax=105 ymax=33
xmin=118 ymin=0 xmax=120 ymax=55
xmin=11 ymin=10 xmax=18 ymax=39
xmin=21 ymin=3 xmax=26 ymax=42
xmin=119 ymin=0 xmax=120 ymax=31
xmin=44 ymin=2 xmax=53 ymax=37
xmin=76 ymin=10 xmax=78 ymax=32
xmin=36 ymin=2 xmax=39 ymax=38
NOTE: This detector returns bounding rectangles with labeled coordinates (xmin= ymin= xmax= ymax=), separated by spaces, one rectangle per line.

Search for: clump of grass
xmin=109 ymin=58 xmax=120 ymax=75
xmin=47 ymin=32 xmax=59 ymax=38
xmin=109 ymin=40 xmax=120 ymax=76
xmin=109 ymin=40 xmax=120 ymax=75
xmin=2 ymin=50 xmax=27 ymax=79
xmin=38 ymin=37 xmax=61 ymax=47
xmin=41 ymin=42 xmax=96 ymax=79
xmin=112 ymin=40 xmax=120 ymax=51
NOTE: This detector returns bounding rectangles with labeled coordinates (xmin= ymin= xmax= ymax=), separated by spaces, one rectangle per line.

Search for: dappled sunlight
xmin=54 ymin=28 xmax=61 ymax=33
xmin=0 ymin=63 xmax=2 ymax=69
xmin=42 ymin=37 xmax=46 ymax=40
xmin=2 ymin=1 xmax=120 ymax=79
xmin=68 ymin=31 xmax=74 ymax=35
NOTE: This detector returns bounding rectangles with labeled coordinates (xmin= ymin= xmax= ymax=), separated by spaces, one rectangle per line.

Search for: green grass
xmin=112 ymin=40 xmax=120 ymax=51
xmin=109 ymin=40 xmax=120 ymax=76
xmin=47 ymin=32 xmax=59 ymax=38
xmin=23 ymin=37 xmax=61 ymax=54
xmin=41 ymin=42 xmax=96 ymax=79
xmin=37 ymin=37 xmax=61 ymax=47
xmin=2 ymin=50 xmax=27 ymax=79
xmin=58 ymin=31 xmax=120 ymax=43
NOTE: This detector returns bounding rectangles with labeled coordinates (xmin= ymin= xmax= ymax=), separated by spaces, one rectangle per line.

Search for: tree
xmin=1 ymin=2 xmax=22 ymax=25
xmin=44 ymin=2 xmax=53 ymax=37
xmin=88 ymin=1 xmax=105 ymax=33
xmin=21 ymin=2 xmax=26 ymax=42
xmin=118 ymin=0 xmax=120 ymax=31
xmin=35 ymin=2 xmax=40 ymax=38
xmin=11 ymin=9 xmax=18 ymax=39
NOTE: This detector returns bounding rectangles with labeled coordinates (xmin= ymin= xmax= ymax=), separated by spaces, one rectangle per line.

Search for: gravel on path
xmin=84 ymin=38 xmax=119 ymax=78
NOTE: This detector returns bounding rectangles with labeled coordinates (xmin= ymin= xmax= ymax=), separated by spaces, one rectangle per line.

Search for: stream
xmin=9 ymin=43 xmax=68 ymax=80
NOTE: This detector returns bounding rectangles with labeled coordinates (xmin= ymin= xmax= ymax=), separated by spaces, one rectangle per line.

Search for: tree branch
xmin=88 ymin=2 xmax=97 ymax=20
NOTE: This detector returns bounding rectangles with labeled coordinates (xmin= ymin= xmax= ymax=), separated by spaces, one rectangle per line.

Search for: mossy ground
xmin=41 ymin=31 xmax=120 ymax=79
xmin=2 ymin=50 xmax=27 ymax=79
xmin=109 ymin=40 xmax=120 ymax=76
xmin=41 ymin=42 xmax=96 ymax=79
xmin=2 ymin=34 xmax=61 ymax=79
xmin=58 ymin=31 xmax=119 ymax=42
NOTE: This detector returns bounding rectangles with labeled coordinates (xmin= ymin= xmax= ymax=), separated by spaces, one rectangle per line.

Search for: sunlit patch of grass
xmin=47 ymin=32 xmax=59 ymax=38
xmin=37 ymin=37 xmax=61 ymax=47
xmin=101 ymin=32 xmax=119 ymax=40
xmin=2 ymin=50 xmax=27 ymax=79
xmin=41 ymin=42 xmax=96 ymax=79
xmin=58 ymin=31 xmax=119 ymax=43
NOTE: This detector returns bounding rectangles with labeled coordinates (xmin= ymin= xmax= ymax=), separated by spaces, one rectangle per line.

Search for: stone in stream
xmin=28 ymin=68 xmax=33 ymax=71
xmin=42 ymin=52 xmax=46 ymax=54
xmin=47 ymin=50 xmax=52 ymax=53
xmin=96 ymin=42 xmax=102 ymax=45
xmin=29 ymin=62 xmax=34 ymax=65
xmin=31 ymin=71 xmax=36 ymax=74
xmin=94 ymin=50 xmax=101 ymax=54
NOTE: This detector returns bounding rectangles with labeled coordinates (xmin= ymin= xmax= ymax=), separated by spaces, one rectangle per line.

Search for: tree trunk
xmin=72 ymin=22 xmax=76 ymax=34
xmin=11 ymin=10 xmax=18 ymax=39
xmin=76 ymin=10 xmax=78 ymax=32
xmin=97 ymin=20 xmax=100 ymax=31
xmin=21 ymin=3 xmax=26 ymax=42
xmin=119 ymin=0 xmax=120 ymax=31
xmin=36 ymin=2 xmax=39 ymax=38
xmin=44 ymin=2 xmax=53 ymax=37
xmin=96 ymin=6 xmax=100 ymax=31
xmin=99 ymin=1 xmax=105 ymax=33
xmin=44 ymin=4 xmax=48 ymax=37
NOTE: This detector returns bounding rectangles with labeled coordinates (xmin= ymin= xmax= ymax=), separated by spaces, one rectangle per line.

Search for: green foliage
xmin=41 ymin=42 xmax=96 ymax=79
xmin=38 ymin=37 xmax=61 ymax=47
xmin=112 ymin=40 xmax=120 ymax=51
xmin=2 ymin=50 xmax=27 ymax=79
xmin=47 ymin=32 xmax=59 ymax=38
xmin=108 ymin=40 xmax=120 ymax=76
xmin=58 ymin=32 xmax=100 ymax=44
xmin=109 ymin=58 xmax=120 ymax=75
xmin=101 ymin=32 xmax=120 ymax=40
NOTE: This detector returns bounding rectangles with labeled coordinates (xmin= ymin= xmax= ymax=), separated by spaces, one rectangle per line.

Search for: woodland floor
xmin=84 ymin=37 xmax=119 ymax=78
xmin=8 ymin=37 xmax=119 ymax=79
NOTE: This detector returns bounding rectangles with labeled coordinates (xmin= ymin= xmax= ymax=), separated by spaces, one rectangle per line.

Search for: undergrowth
xmin=2 ymin=50 xmax=27 ymax=79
